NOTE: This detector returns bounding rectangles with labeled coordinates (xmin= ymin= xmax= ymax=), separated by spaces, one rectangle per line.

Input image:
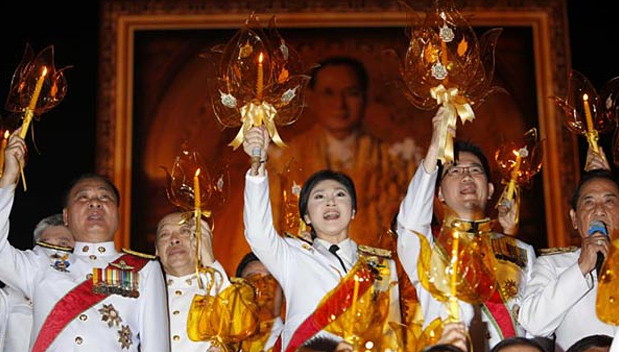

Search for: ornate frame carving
xmin=98 ymin=0 xmax=575 ymax=251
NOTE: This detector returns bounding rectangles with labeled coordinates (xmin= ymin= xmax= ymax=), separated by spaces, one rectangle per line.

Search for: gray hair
xmin=33 ymin=214 xmax=66 ymax=242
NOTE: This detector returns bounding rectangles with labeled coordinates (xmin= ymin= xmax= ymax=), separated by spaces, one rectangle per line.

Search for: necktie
xmin=329 ymin=244 xmax=347 ymax=273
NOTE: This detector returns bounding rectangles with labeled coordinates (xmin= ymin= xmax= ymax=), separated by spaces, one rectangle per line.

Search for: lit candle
xmin=20 ymin=67 xmax=47 ymax=139
xmin=257 ymin=52 xmax=264 ymax=100
xmin=506 ymin=149 xmax=522 ymax=201
xmin=0 ymin=130 xmax=9 ymax=177
xmin=583 ymin=94 xmax=594 ymax=132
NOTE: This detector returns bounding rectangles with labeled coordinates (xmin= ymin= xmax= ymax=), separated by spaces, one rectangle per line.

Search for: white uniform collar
xmin=166 ymin=273 xmax=198 ymax=288
xmin=314 ymin=237 xmax=354 ymax=262
xmin=73 ymin=241 xmax=118 ymax=257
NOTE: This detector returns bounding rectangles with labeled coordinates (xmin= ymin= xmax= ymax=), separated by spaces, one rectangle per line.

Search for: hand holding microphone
xmin=587 ymin=220 xmax=609 ymax=277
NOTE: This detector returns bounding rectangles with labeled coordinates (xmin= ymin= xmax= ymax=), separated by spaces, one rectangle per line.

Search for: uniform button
xmin=75 ymin=336 xmax=83 ymax=345
xmin=175 ymin=290 xmax=182 ymax=296
xmin=82 ymin=246 xmax=89 ymax=252
xmin=98 ymin=246 xmax=106 ymax=253
xmin=89 ymin=255 xmax=97 ymax=260
xmin=173 ymin=310 xmax=180 ymax=315
xmin=185 ymin=279 xmax=192 ymax=286
xmin=79 ymin=314 xmax=88 ymax=321
xmin=173 ymin=335 xmax=180 ymax=341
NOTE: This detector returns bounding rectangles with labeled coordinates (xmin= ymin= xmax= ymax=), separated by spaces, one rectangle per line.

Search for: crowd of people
xmin=1 ymin=56 xmax=618 ymax=352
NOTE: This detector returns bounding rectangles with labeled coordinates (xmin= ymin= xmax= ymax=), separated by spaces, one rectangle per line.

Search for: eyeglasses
xmin=443 ymin=164 xmax=485 ymax=178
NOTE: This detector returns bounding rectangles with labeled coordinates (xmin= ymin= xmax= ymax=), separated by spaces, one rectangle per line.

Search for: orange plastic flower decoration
xmin=416 ymin=208 xmax=497 ymax=321
xmin=598 ymin=75 xmax=619 ymax=167
xmin=494 ymin=128 xmax=543 ymax=227
xmin=206 ymin=14 xmax=311 ymax=150
xmin=596 ymin=236 xmax=619 ymax=325
xmin=554 ymin=70 xmax=616 ymax=167
xmin=278 ymin=157 xmax=307 ymax=238
xmin=161 ymin=142 xmax=229 ymax=218
xmin=5 ymin=44 xmax=71 ymax=128
xmin=399 ymin=0 xmax=502 ymax=109
xmin=187 ymin=277 xmax=260 ymax=351
xmin=393 ymin=0 xmax=503 ymax=162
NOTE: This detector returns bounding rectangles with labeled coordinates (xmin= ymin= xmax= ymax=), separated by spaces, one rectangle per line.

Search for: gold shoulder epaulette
xmin=358 ymin=244 xmax=392 ymax=259
xmin=539 ymin=246 xmax=578 ymax=256
xmin=35 ymin=241 xmax=73 ymax=252
xmin=122 ymin=248 xmax=157 ymax=260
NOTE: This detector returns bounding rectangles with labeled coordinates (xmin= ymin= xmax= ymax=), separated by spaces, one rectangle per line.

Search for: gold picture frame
xmin=98 ymin=0 xmax=575 ymax=268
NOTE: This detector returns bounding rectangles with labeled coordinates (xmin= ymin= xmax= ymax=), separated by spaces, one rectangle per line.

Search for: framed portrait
xmin=98 ymin=0 xmax=575 ymax=272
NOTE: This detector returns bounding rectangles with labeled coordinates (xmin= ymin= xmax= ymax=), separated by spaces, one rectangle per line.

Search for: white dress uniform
xmin=610 ymin=329 xmax=619 ymax=352
xmin=0 ymin=245 xmax=67 ymax=352
xmin=0 ymin=185 xmax=170 ymax=352
xmin=518 ymin=248 xmax=617 ymax=350
xmin=244 ymin=172 xmax=401 ymax=351
xmin=166 ymin=260 xmax=230 ymax=352
xmin=1 ymin=282 xmax=33 ymax=352
xmin=396 ymin=165 xmax=536 ymax=348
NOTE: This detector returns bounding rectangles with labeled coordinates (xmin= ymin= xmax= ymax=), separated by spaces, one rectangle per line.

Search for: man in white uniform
xmin=1 ymin=214 xmax=75 ymax=352
xmin=396 ymin=110 xmax=536 ymax=350
xmin=155 ymin=211 xmax=229 ymax=351
xmin=518 ymin=169 xmax=618 ymax=350
xmin=0 ymin=131 xmax=169 ymax=352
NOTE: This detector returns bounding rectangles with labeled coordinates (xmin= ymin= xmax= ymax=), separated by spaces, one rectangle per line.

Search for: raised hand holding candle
xmin=582 ymin=93 xmax=600 ymax=154
xmin=20 ymin=67 xmax=47 ymax=139
xmin=506 ymin=148 xmax=526 ymax=201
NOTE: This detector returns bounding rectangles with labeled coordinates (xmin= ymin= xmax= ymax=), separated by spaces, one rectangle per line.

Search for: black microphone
xmin=588 ymin=220 xmax=608 ymax=277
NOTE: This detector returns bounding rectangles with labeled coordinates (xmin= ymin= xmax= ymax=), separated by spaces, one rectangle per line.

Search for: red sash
xmin=284 ymin=266 xmax=374 ymax=352
xmin=32 ymin=254 xmax=149 ymax=352
xmin=482 ymin=288 xmax=516 ymax=339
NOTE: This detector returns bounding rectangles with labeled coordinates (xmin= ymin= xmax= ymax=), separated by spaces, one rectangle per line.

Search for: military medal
xmin=50 ymin=253 xmax=71 ymax=272
xmin=92 ymin=264 xmax=140 ymax=298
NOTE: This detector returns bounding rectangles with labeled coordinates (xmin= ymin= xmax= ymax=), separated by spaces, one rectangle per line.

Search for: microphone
xmin=588 ymin=220 xmax=608 ymax=277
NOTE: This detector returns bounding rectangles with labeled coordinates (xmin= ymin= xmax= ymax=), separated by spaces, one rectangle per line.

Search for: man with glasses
xmin=396 ymin=109 xmax=536 ymax=351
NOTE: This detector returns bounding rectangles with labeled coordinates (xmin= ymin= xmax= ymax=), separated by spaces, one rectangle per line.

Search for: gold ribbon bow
xmin=229 ymin=101 xmax=286 ymax=150
xmin=430 ymin=85 xmax=475 ymax=163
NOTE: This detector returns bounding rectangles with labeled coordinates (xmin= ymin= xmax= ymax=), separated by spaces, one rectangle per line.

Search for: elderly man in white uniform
xmin=1 ymin=214 xmax=75 ymax=352
xmin=0 ymin=130 xmax=169 ymax=352
xmin=396 ymin=110 xmax=536 ymax=350
xmin=155 ymin=211 xmax=230 ymax=351
xmin=518 ymin=169 xmax=618 ymax=350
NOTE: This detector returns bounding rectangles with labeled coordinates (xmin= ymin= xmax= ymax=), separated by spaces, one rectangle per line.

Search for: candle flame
xmin=42 ymin=66 xmax=48 ymax=77
xmin=258 ymin=52 xmax=263 ymax=63
xmin=195 ymin=168 xmax=201 ymax=177
xmin=583 ymin=93 xmax=589 ymax=101
xmin=3 ymin=131 xmax=9 ymax=139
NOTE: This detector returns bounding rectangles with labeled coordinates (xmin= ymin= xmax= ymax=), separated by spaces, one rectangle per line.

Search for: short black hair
xmin=62 ymin=173 xmax=120 ymax=208
xmin=298 ymin=169 xmax=357 ymax=219
xmin=570 ymin=169 xmax=619 ymax=210
xmin=438 ymin=140 xmax=491 ymax=183
xmin=566 ymin=334 xmax=613 ymax=352
xmin=300 ymin=336 xmax=340 ymax=352
xmin=490 ymin=337 xmax=548 ymax=352
xmin=422 ymin=344 xmax=466 ymax=352
xmin=308 ymin=56 xmax=369 ymax=94
xmin=235 ymin=252 xmax=260 ymax=278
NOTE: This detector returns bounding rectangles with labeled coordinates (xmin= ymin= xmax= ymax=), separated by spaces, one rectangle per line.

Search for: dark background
xmin=0 ymin=1 xmax=616 ymax=250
